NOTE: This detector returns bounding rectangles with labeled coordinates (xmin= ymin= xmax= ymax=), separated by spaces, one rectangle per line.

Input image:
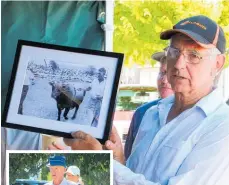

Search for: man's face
xmin=98 ymin=70 xmax=105 ymax=81
xmin=49 ymin=166 xmax=66 ymax=183
xmin=157 ymin=60 xmax=173 ymax=98
xmin=66 ymin=172 xmax=79 ymax=183
xmin=166 ymin=34 xmax=219 ymax=94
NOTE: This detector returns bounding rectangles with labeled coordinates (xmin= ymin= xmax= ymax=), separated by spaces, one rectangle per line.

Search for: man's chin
xmin=173 ymin=86 xmax=189 ymax=94
xmin=160 ymin=88 xmax=173 ymax=98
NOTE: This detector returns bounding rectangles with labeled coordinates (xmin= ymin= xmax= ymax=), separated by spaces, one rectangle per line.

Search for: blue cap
xmin=47 ymin=155 xmax=66 ymax=167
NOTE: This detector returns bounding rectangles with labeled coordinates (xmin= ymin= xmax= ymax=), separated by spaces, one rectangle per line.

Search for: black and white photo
xmin=18 ymin=59 xmax=107 ymax=127
xmin=2 ymin=40 xmax=123 ymax=143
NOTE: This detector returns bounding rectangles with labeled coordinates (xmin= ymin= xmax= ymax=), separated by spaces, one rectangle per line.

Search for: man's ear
xmin=215 ymin=54 xmax=225 ymax=74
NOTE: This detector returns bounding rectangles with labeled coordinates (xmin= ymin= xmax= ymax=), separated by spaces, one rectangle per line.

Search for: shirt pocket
xmin=155 ymin=140 xmax=188 ymax=182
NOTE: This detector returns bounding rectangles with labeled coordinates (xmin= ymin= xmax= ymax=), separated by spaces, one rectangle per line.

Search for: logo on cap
xmin=180 ymin=20 xmax=207 ymax=30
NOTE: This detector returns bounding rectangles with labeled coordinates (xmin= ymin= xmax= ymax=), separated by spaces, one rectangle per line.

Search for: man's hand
xmin=47 ymin=142 xmax=66 ymax=150
xmin=105 ymin=126 xmax=125 ymax=165
xmin=64 ymin=131 xmax=103 ymax=150
xmin=55 ymin=127 xmax=125 ymax=165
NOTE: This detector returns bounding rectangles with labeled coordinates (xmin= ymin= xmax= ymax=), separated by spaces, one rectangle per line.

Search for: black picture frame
xmin=2 ymin=40 xmax=124 ymax=144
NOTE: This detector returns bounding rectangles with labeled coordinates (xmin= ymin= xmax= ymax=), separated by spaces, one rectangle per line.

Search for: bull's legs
xmin=64 ymin=108 xmax=70 ymax=120
xmin=72 ymin=106 xmax=79 ymax=119
xmin=57 ymin=106 xmax=61 ymax=121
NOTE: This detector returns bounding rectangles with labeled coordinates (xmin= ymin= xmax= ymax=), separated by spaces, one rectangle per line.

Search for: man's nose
xmin=174 ymin=54 xmax=186 ymax=70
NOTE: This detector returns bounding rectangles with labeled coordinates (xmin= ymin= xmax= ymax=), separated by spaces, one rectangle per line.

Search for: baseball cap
xmin=66 ymin=166 xmax=80 ymax=176
xmin=46 ymin=155 xmax=66 ymax=167
xmin=151 ymin=52 xmax=165 ymax=62
xmin=151 ymin=47 xmax=168 ymax=62
xmin=160 ymin=15 xmax=226 ymax=53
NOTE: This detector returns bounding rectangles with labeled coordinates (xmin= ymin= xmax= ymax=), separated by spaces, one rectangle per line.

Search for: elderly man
xmin=124 ymin=50 xmax=174 ymax=159
xmin=55 ymin=15 xmax=229 ymax=185
xmin=66 ymin=166 xmax=82 ymax=185
xmin=45 ymin=156 xmax=77 ymax=185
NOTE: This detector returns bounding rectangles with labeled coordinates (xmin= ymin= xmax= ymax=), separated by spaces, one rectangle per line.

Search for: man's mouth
xmin=174 ymin=75 xmax=186 ymax=79
xmin=160 ymin=86 xmax=172 ymax=90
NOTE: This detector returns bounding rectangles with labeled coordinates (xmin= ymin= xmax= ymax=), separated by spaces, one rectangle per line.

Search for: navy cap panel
xmin=161 ymin=29 xmax=209 ymax=44
xmin=217 ymin=27 xmax=226 ymax=53
xmin=48 ymin=155 xmax=66 ymax=167
xmin=175 ymin=16 xmax=217 ymax=44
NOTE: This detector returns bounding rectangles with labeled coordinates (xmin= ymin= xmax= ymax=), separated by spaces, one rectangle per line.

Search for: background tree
xmin=49 ymin=60 xmax=60 ymax=74
xmin=114 ymin=0 xmax=229 ymax=67
xmin=9 ymin=153 xmax=110 ymax=185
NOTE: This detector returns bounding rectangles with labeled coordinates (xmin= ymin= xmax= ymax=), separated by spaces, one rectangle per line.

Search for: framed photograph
xmin=2 ymin=40 xmax=123 ymax=144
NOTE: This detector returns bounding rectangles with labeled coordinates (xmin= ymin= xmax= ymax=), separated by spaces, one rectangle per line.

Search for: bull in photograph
xmin=49 ymin=82 xmax=86 ymax=121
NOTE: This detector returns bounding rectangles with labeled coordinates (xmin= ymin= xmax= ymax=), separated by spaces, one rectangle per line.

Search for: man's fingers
xmin=109 ymin=126 xmax=120 ymax=143
xmin=71 ymin=131 xmax=92 ymax=141
xmin=110 ymin=126 xmax=118 ymax=136
xmin=105 ymin=140 xmax=116 ymax=150
xmin=64 ymin=131 xmax=103 ymax=150
xmin=52 ymin=142 xmax=65 ymax=150
xmin=64 ymin=138 xmax=85 ymax=150
xmin=64 ymin=138 xmax=76 ymax=147
xmin=47 ymin=144 xmax=60 ymax=150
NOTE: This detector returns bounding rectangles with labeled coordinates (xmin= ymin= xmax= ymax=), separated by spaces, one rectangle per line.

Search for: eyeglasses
xmin=165 ymin=46 xmax=210 ymax=64
xmin=158 ymin=71 xmax=167 ymax=79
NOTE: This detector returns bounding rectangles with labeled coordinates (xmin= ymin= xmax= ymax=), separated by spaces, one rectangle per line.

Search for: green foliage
xmin=114 ymin=0 xmax=229 ymax=67
xmin=118 ymin=96 xmax=144 ymax=110
xmin=9 ymin=153 xmax=110 ymax=185
xmin=9 ymin=153 xmax=49 ymax=184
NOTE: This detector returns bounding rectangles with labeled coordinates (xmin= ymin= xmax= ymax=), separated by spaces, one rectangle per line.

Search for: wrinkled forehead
xmin=50 ymin=166 xmax=65 ymax=170
xmin=170 ymin=33 xmax=205 ymax=51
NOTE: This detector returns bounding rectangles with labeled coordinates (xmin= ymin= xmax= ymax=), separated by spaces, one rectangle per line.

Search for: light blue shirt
xmin=44 ymin=178 xmax=77 ymax=185
xmin=1 ymin=128 xmax=42 ymax=150
xmin=114 ymin=88 xmax=229 ymax=185
xmin=1 ymin=128 xmax=42 ymax=185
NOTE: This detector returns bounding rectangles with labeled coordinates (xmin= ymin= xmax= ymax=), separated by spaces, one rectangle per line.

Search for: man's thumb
xmin=105 ymin=140 xmax=116 ymax=150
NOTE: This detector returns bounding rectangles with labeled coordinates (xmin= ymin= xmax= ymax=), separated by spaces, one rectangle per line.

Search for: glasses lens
xmin=167 ymin=47 xmax=178 ymax=59
xmin=186 ymin=51 xmax=200 ymax=64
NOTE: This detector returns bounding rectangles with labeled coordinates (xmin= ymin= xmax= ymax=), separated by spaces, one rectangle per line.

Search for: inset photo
xmin=6 ymin=151 xmax=112 ymax=185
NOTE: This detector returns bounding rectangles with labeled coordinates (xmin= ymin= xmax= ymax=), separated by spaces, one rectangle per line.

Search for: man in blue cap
xmin=45 ymin=156 xmax=77 ymax=185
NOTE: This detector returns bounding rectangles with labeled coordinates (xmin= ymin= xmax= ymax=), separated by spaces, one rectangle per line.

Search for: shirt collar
xmin=157 ymin=88 xmax=224 ymax=116
xmin=195 ymin=88 xmax=224 ymax=116
xmin=157 ymin=94 xmax=175 ymax=106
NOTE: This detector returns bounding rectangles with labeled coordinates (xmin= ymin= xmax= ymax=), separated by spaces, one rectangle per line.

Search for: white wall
xmin=105 ymin=0 xmax=114 ymax=52
xmin=218 ymin=67 xmax=229 ymax=101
